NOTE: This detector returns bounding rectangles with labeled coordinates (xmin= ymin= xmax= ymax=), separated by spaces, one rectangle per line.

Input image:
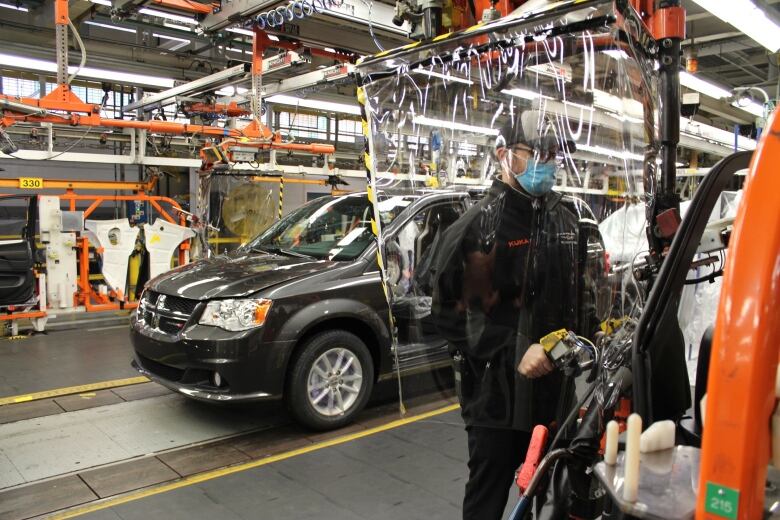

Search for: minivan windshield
xmin=245 ymin=193 xmax=418 ymax=260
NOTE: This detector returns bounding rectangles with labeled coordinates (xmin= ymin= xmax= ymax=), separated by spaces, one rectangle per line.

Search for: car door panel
xmin=0 ymin=196 xmax=36 ymax=306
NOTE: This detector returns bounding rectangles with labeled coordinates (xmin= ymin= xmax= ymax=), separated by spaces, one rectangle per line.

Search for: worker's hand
xmin=518 ymin=343 xmax=554 ymax=379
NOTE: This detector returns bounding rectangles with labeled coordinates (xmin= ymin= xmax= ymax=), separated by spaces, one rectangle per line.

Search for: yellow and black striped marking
xmin=278 ymin=176 xmax=284 ymax=219
xmin=356 ymin=84 xmax=406 ymax=415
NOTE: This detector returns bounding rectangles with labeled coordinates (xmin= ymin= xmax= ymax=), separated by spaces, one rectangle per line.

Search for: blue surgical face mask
xmin=515 ymin=159 xmax=556 ymax=197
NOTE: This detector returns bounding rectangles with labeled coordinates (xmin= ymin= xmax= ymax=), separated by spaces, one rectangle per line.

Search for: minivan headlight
xmin=199 ymin=299 xmax=273 ymax=331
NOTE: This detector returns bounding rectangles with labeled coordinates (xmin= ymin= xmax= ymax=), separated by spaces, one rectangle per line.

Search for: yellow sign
xmin=18 ymin=177 xmax=44 ymax=189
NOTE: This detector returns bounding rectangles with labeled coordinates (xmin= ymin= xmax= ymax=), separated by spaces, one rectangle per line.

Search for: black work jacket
xmin=430 ymin=179 xmax=602 ymax=430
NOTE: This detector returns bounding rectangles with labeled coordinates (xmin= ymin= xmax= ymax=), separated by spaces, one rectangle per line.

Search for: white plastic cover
xmin=678 ymin=190 xmax=742 ymax=384
xmin=143 ymin=219 xmax=195 ymax=280
xmin=84 ymin=219 xmax=140 ymax=298
xmin=39 ymin=196 xmax=77 ymax=309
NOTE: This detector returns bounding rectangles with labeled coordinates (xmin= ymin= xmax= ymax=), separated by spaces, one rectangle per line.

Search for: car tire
xmin=286 ymin=330 xmax=374 ymax=431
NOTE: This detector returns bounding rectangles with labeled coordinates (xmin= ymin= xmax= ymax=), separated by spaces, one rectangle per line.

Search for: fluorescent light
xmin=680 ymin=71 xmax=766 ymax=118
xmin=139 ymin=8 xmax=197 ymax=25
xmin=216 ymin=86 xmax=249 ymax=96
xmin=412 ymin=67 xmax=473 ymax=85
xmin=563 ymin=100 xmax=594 ymax=112
xmin=592 ymin=89 xmax=644 ymax=120
xmin=85 ymin=21 xmax=136 ymax=33
xmin=680 ymin=71 xmax=731 ymax=99
xmin=413 ymin=115 xmax=499 ymax=135
xmin=163 ymin=21 xmax=192 ymax=31
xmin=577 ymin=143 xmax=644 ymax=162
xmin=265 ymin=94 xmax=360 ymax=115
xmin=227 ymin=27 xmax=254 ymax=37
xmin=602 ymin=49 xmax=629 ymax=60
xmin=682 ymin=118 xmax=757 ymax=150
xmin=0 ymin=53 xmax=175 ymax=88
xmin=267 ymin=34 xmax=279 ymax=41
xmin=226 ymin=47 xmax=246 ymax=54
xmin=502 ymin=88 xmax=551 ymax=100
xmin=690 ymin=0 xmax=780 ymax=52
xmin=154 ymin=33 xmax=190 ymax=44
xmin=0 ymin=2 xmax=28 ymax=11
xmin=89 ymin=0 xmax=111 ymax=5
xmin=323 ymin=47 xmax=336 ymax=53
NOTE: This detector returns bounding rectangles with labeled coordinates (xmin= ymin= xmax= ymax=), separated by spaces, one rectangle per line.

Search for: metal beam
xmin=0 ymin=177 xmax=158 ymax=191
xmin=259 ymin=63 xmax=354 ymax=97
xmin=201 ymin=0 xmax=408 ymax=39
xmin=683 ymin=31 xmax=742 ymax=46
xmin=695 ymin=37 xmax=761 ymax=57
xmin=123 ymin=63 xmax=250 ymax=112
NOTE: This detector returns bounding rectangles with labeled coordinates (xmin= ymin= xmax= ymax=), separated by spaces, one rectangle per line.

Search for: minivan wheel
xmin=286 ymin=330 xmax=374 ymax=431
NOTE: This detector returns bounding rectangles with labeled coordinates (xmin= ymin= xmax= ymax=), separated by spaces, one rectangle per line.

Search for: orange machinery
xmin=695 ymin=99 xmax=780 ymax=518
xmin=0 ymin=0 xmax=335 ymax=164
xmin=0 ymin=176 xmax=187 ymax=313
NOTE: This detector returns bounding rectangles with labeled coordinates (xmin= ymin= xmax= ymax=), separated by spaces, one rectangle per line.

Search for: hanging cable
xmin=67 ymin=20 xmax=87 ymax=85
xmin=361 ymin=0 xmax=385 ymax=52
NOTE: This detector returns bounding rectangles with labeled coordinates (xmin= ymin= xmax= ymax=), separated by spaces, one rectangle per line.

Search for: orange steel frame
xmin=0 ymin=6 xmax=335 ymax=158
xmin=66 ymin=192 xmax=187 ymax=311
xmin=695 ymin=110 xmax=780 ymax=518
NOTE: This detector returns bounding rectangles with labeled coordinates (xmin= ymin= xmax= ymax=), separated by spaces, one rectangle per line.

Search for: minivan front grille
xmin=139 ymin=290 xmax=198 ymax=336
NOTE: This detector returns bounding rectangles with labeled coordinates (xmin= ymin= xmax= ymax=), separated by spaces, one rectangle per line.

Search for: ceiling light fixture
xmin=679 ymin=71 xmax=731 ymax=100
xmin=153 ymin=33 xmax=190 ymax=44
xmin=227 ymin=27 xmax=254 ymax=37
xmin=411 ymin=67 xmax=473 ymax=85
xmin=0 ymin=53 xmax=175 ymax=88
xmin=0 ymin=2 xmax=28 ymax=11
xmin=689 ymin=0 xmax=780 ymax=52
xmin=89 ymin=0 xmax=111 ymax=6
xmin=680 ymin=71 xmax=767 ymax=118
xmin=265 ymin=94 xmax=360 ymax=115
xmin=138 ymin=7 xmax=198 ymax=25
xmin=602 ymin=49 xmax=629 ymax=60
xmin=85 ymin=21 xmax=136 ymax=33
xmin=501 ymin=88 xmax=552 ymax=100
xmin=413 ymin=115 xmax=499 ymax=135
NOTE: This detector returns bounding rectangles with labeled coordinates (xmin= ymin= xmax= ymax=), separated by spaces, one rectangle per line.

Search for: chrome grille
xmin=139 ymin=291 xmax=198 ymax=335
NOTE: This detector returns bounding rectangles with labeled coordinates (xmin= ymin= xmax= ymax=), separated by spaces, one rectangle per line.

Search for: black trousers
xmin=463 ymin=425 xmax=532 ymax=520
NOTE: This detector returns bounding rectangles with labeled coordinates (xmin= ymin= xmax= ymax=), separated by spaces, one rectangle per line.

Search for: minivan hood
xmin=148 ymin=252 xmax=338 ymax=299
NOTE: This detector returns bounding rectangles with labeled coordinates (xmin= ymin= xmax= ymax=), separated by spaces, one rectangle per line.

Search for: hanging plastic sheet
xmin=208 ymin=174 xmax=276 ymax=253
xmin=356 ymin=0 xmax=656 ymax=428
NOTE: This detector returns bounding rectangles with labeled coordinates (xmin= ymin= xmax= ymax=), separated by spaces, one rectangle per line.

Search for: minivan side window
xmin=384 ymin=201 xmax=464 ymax=297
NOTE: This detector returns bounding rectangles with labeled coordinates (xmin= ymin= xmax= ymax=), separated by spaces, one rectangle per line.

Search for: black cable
xmin=548 ymin=378 xmax=599 ymax=452
xmin=8 ymin=126 xmax=93 ymax=161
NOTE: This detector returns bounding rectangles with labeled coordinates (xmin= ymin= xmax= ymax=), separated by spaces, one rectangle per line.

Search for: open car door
xmin=0 ymin=195 xmax=37 ymax=306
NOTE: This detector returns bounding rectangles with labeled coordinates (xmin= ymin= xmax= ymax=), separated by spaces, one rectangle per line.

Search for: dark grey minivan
xmin=131 ymin=190 xmax=470 ymax=430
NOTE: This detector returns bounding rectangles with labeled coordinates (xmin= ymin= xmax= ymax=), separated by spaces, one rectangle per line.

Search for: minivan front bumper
xmin=130 ymin=314 xmax=293 ymax=402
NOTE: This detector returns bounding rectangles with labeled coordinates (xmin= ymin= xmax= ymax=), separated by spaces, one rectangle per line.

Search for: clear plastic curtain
xmin=357 ymin=0 xmax=658 ymax=424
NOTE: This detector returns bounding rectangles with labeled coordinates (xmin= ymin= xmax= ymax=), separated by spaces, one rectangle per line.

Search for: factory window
xmin=337 ymin=119 xmax=361 ymax=143
xmin=278 ymin=111 xmax=328 ymax=140
xmin=1 ymin=77 xmax=41 ymax=97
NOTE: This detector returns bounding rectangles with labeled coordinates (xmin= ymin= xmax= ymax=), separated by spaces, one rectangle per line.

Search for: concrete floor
xmin=0 ymin=323 xmax=491 ymax=520
xmin=76 ymin=410 xmax=477 ymax=520
xmin=0 ymin=325 xmax=137 ymax=397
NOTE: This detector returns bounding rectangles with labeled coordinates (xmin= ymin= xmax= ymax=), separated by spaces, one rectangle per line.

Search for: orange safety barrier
xmin=696 ymin=110 xmax=780 ymax=518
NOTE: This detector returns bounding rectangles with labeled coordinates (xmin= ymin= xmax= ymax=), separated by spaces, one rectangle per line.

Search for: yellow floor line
xmin=51 ymin=403 xmax=461 ymax=519
xmin=0 ymin=377 xmax=150 ymax=406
